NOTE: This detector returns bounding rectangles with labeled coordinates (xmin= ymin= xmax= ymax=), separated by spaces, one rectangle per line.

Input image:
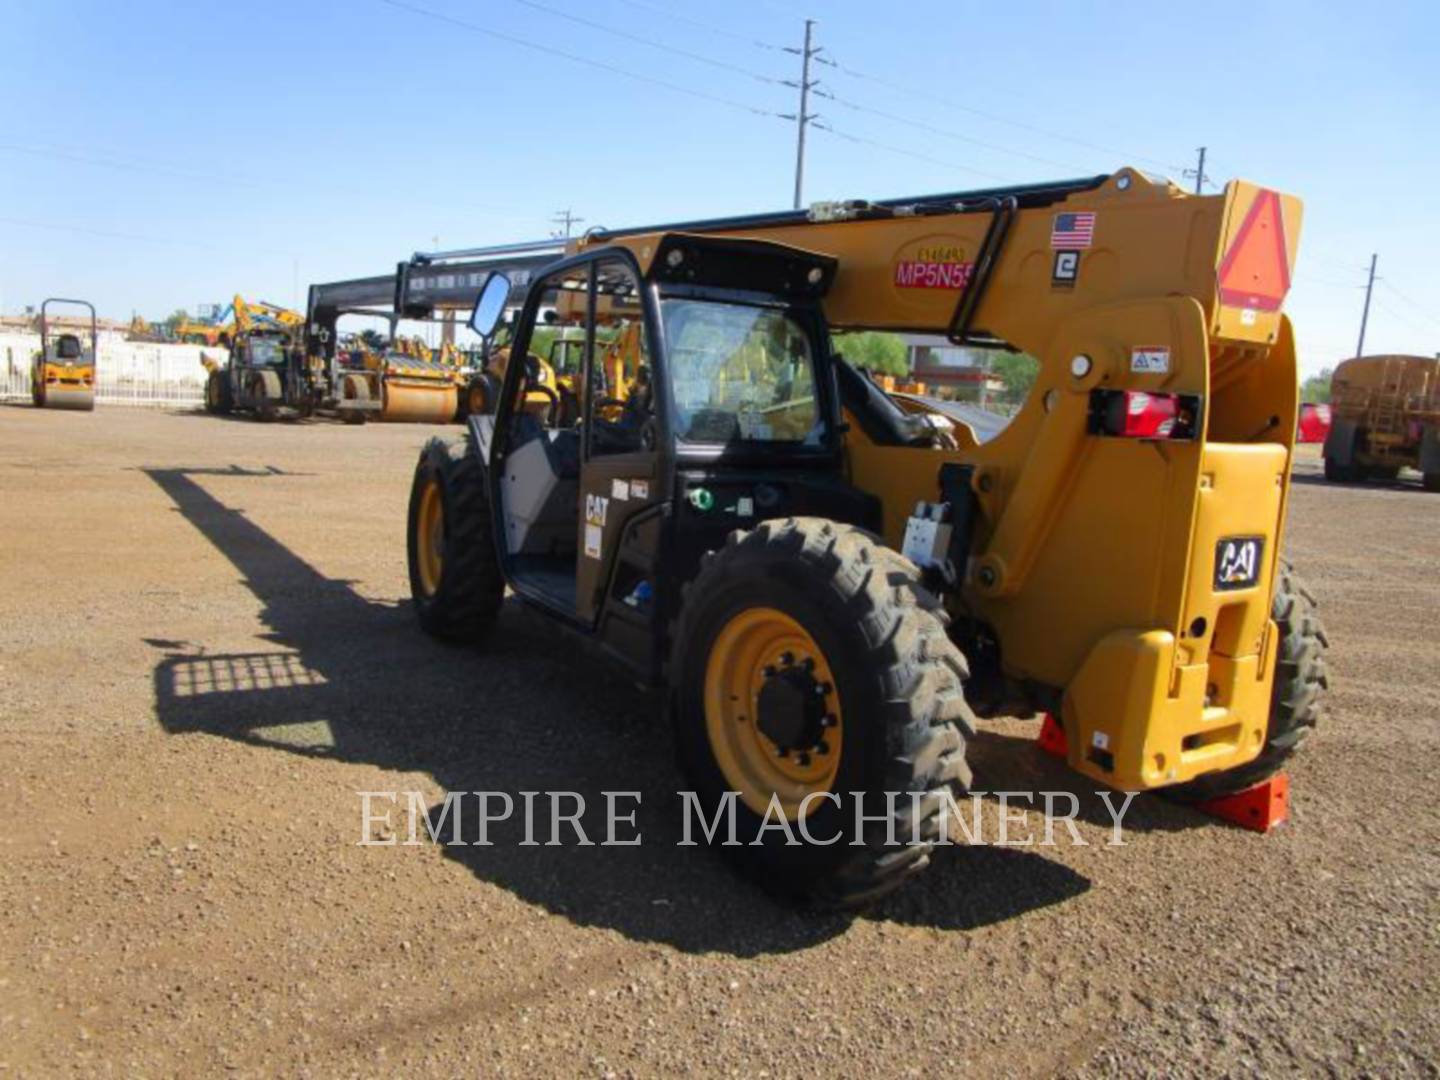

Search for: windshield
xmin=661 ymin=299 xmax=822 ymax=445
xmin=249 ymin=338 xmax=286 ymax=366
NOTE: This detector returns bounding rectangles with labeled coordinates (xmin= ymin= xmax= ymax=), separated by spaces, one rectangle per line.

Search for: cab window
xmin=661 ymin=300 xmax=821 ymax=445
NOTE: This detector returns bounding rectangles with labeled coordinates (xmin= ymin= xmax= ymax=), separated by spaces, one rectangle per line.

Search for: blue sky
xmin=2 ymin=0 xmax=1436 ymax=375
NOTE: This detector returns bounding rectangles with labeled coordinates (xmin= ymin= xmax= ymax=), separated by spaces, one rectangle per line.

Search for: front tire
xmin=407 ymin=435 xmax=504 ymax=640
xmin=1169 ymin=560 xmax=1328 ymax=801
xmin=671 ymin=517 xmax=975 ymax=908
xmin=204 ymin=371 xmax=232 ymax=415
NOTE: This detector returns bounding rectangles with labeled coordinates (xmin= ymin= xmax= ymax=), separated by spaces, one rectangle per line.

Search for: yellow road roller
xmin=30 ymin=298 xmax=98 ymax=411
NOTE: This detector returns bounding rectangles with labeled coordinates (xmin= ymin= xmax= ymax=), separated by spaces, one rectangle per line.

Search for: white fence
xmin=1 ymin=333 xmax=209 ymax=408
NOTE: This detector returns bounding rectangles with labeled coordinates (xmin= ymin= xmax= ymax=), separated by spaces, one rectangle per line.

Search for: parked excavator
xmin=405 ymin=168 xmax=1328 ymax=906
xmin=30 ymin=298 xmax=98 ymax=411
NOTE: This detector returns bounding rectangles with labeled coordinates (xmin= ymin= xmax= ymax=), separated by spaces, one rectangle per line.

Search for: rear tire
xmin=671 ymin=517 xmax=975 ymax=908
xmin=1323 ymin=457 xmax=1358 ymax=482
xmin=1424 ymin=473 xmax=1440 ymax=493
xmin=407 ymin=435 xmax=504 ymax=641
xmin=1364 ymin=464 xmax=1399 ymax=481
xmin=1168 ymin=560 xmax=1328 ymax=801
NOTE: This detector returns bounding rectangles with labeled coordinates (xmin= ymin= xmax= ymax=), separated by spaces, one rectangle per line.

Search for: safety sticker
xmin=584 ymin=524 xmax=602 ymax=560
xmin=585 ymin=494 xmax=608 ymax=527
xmin=631 ymin=479 xmax=649 ymax=500
xmin=736 ymin=496 xmax=754 ymax=518
xmin=1130 ymin=347 xmax=1170 ymax=374
xmin=611 ymin=478 xmax=630 ymax=501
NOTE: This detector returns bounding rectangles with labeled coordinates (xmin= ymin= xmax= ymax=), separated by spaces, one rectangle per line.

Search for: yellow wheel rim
xmin=703 ymin=607 xmax=843 ymax=821
xmin=415 ymin=478 xmax=444 ymax=597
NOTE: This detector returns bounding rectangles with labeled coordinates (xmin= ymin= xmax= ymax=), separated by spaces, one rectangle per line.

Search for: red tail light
xmin=1088 ymin=389 xmax=1201 ymax=440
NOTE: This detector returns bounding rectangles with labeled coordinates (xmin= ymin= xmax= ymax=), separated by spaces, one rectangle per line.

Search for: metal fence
xmin=1 ymin=336 xmax=206 ymax=409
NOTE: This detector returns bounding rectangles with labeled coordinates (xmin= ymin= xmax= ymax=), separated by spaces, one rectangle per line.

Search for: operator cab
xmin=468 ymin=235 xmax=869 ymax=671
xmin=54 ymin=333 xmax=84 ymax=361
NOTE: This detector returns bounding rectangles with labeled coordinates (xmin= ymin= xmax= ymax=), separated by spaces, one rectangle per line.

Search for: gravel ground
xmin=1 ymin=406 xmax=1436 ymax=1077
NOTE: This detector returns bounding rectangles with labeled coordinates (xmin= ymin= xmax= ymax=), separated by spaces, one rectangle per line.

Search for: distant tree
xmin=1301 ymin=368 xmax=1333 ymax=404
xmin=163 ymin=308 xmax=190 ymax=331
xmin=990 ymin=351 xmax=1041 ymax=405
xmin=358 ymin=329 xmax=387 ymax=351
xmin=833 ymin=331 xmax=909 ymax=377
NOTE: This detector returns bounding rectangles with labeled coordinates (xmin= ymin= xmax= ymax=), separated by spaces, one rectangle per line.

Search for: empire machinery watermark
xmin=356 ymin=789 xmax=1138 ymax=849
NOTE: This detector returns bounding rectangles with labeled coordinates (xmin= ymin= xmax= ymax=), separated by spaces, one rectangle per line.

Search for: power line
xmin=816 ymin=54 xmax=1185 ymax=174
xmin=1379 ymin=279 xmax=1440 ymax=328
xmin=817 ymin=91 xmax=1088 ymax=173
xmin=1373 ymin=295 xmax=1438 ymax=337
xmin=0 ymin=214 xmax=295 ymax=258
xmin=812 ymin=123 xmax=1009 ymax=182
xmin=500 ymin=0 xmax=784 ymax=85
xmin=376 ymin=1 xmax=1036 ymax=193
xmin=1293 ymin=274 xmax=1364 ymax=290
xmin=376 ymin=0 xmax=784 ymax=119
xmin=610 ymin=0 xmax=787 ymax=51
xmin=0 ymin=138 xmax=543 ymax=224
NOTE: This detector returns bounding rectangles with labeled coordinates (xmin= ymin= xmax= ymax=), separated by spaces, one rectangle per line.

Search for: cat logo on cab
xmin=1214 ymin=536 xmax=1264 ymax=591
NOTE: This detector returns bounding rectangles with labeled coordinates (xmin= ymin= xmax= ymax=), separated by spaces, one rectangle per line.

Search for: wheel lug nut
xmin=780 ymin=652 xmax=794 ymax=666
xmin=821 ymin=714 xmax=837 ymax=728
xmin=816 ymin=740 xmax=829 ymax=754
xmin=796 ymin=752 xmax=811 ymax=766
xmin=763 ymin=665 xmax=777 ymax=678
xmin=802 ymin=657 xmax=815 ymax=672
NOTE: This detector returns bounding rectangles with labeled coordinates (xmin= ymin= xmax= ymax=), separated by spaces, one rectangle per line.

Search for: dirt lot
xmin=1 ymin=406 xmax=1436 ymax=1077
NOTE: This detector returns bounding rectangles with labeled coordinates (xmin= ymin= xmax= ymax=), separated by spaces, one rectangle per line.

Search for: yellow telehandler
xmin=405 ymin=168 xmax=1329 ymax=904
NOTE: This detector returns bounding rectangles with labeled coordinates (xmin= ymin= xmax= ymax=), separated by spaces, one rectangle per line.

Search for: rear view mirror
xmin=469 ymin=273 xmax=511 ymax=340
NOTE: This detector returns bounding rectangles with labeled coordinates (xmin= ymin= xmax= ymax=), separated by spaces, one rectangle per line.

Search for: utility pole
xmin=551 ymin=210 xmax=584 ymax=239
xmin=1183 ymin=146 xmax=1209 ymax=194
xmin=783 ymin=19 xmax=821 ymax=210
xmin=1356 ymin=253 xmax=1379 ymax=357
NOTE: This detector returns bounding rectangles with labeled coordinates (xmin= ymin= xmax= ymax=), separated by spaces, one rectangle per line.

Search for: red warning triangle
xmin=1217 ymin=189 xmax=1291 ymax=312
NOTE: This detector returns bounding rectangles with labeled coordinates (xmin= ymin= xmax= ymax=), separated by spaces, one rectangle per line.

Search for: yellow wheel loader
xmin=30 ymin=298 xmax=98 ymax=411
xmin=407 ymin=169 xmax=1329 ymax=903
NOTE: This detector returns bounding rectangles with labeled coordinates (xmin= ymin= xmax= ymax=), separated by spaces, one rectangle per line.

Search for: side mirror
xmin=469 ymin=272 xmax=511 ymax=341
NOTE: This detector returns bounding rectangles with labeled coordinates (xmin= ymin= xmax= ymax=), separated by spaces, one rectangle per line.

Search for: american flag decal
xmin=1051 ymin=211 xmax=1096 ymax=250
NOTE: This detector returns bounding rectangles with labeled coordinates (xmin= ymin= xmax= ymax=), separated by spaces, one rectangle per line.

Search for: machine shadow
xmin=144 ymin=465 xmax=1091 ymax=956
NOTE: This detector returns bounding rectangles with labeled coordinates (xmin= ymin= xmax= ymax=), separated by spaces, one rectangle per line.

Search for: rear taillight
xmin=1088 ymin=389 xmax=1201 ymax=440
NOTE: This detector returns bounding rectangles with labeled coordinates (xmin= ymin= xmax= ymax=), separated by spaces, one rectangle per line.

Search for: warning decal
xmin=1217 ymin=189 xmax=1291 ymax=313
